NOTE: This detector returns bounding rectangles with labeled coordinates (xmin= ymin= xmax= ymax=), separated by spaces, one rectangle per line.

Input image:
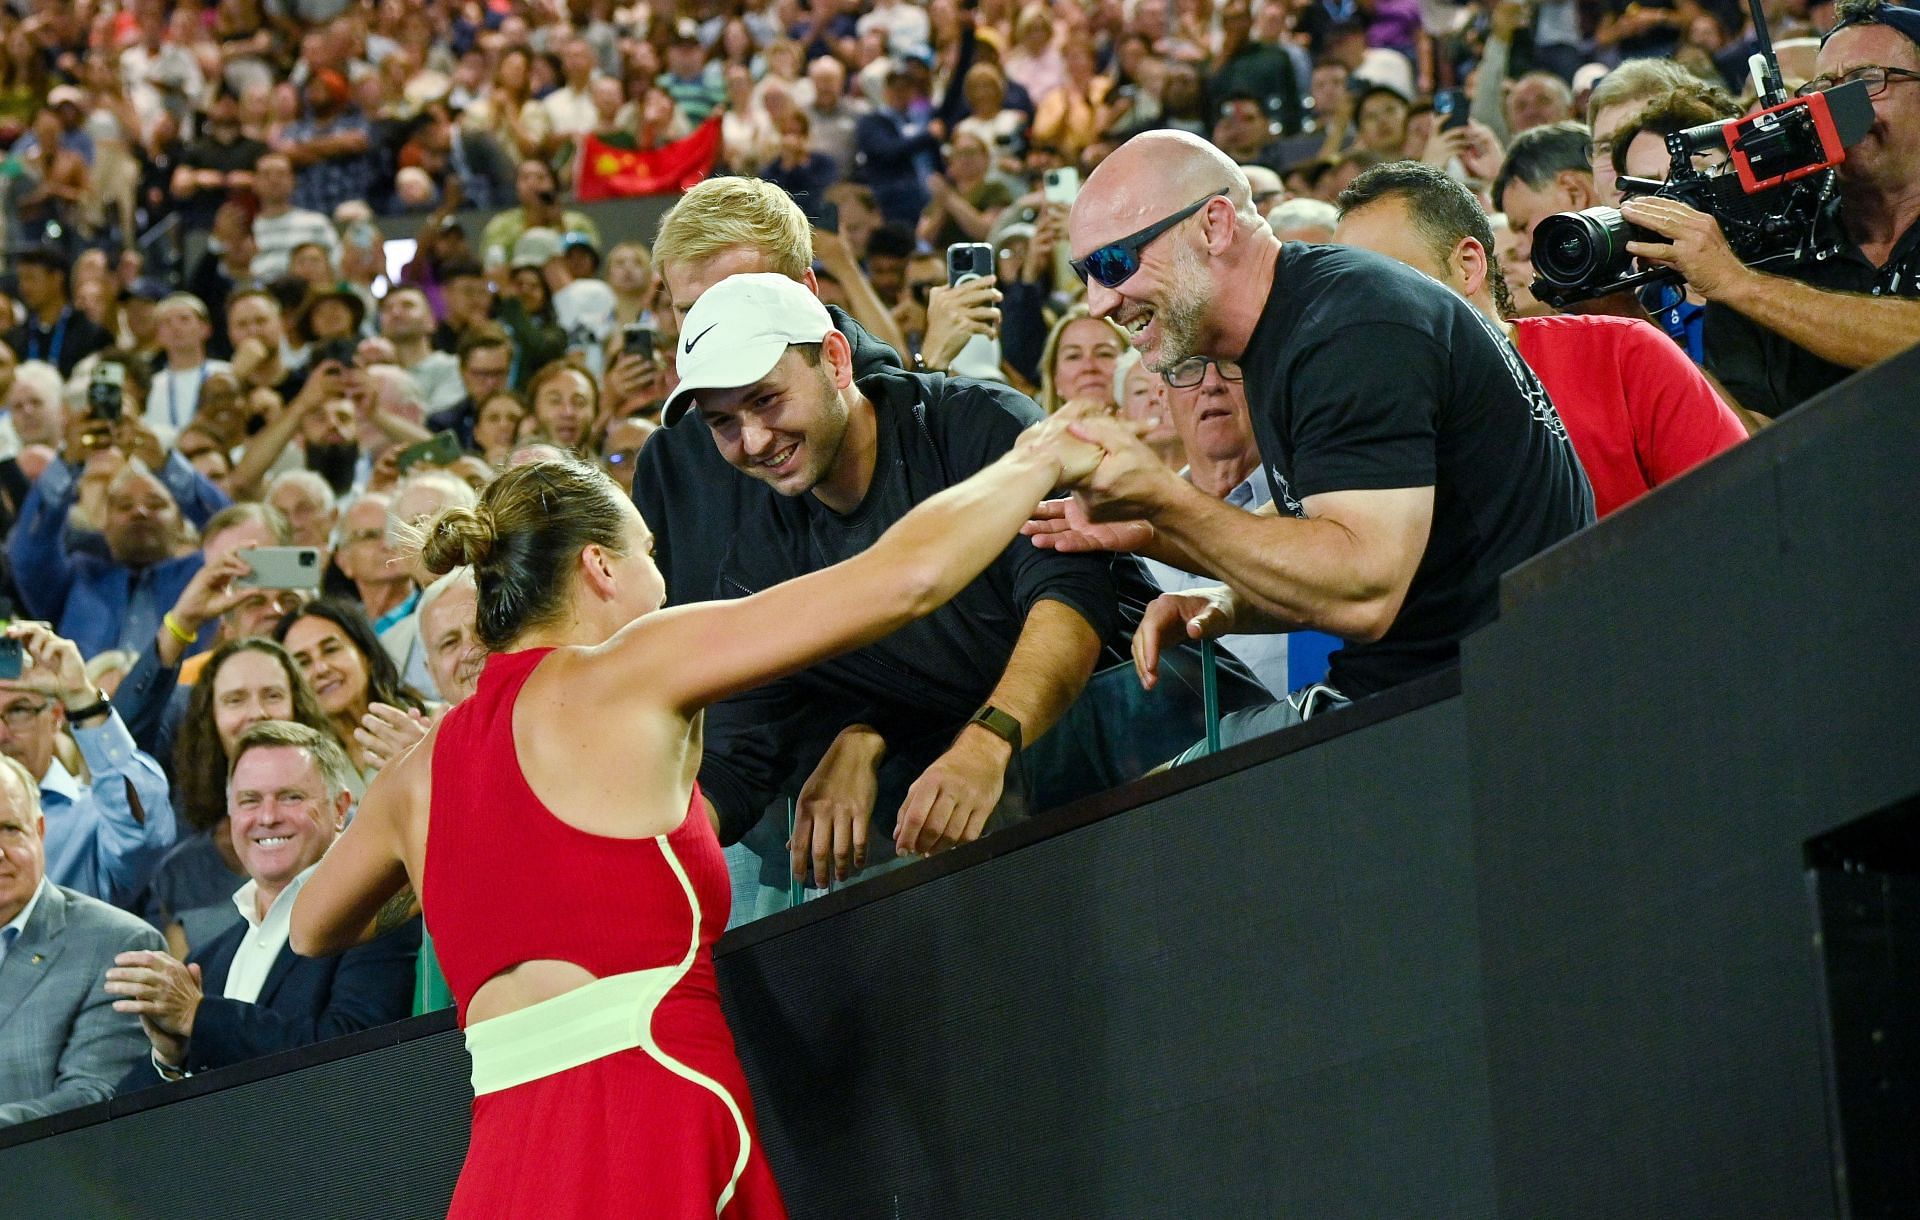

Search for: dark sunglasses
xmin=1071 ymin=189 xmax=1229 ymax=288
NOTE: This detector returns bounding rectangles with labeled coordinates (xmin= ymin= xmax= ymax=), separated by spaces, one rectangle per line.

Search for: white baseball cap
xmin=662 ymin=273 xmax=835 ymax=425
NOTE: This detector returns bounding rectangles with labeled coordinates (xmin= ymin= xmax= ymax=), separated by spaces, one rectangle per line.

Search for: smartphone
xmin=947 ymin=242 xmax=995 ymax=286
xmin=396 ymin=430 xmax=462 ymax=474
xmin=1434 ymin=88 xmax=1470 ymax=132
xmin=817 ymin=202 xmax=839 ymax=234
xmin=309 ymin=337 xmax=358 ymax=370
xmin=0 ymin=636 xmax=19 ymax=682
xmin=236 ymin=547 xmax=322 ymax=590
xmin=621 ymin=323 xmax=655 ymax=366
xmin=88 ymin=361 xmax=126 ymax=423
xmin=1043 ymin=167 xmax=1080 ymax=206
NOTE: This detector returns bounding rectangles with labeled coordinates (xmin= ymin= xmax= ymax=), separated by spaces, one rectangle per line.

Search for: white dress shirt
xmin=223 ymin=864 xmax=319 ymax=1004
xmin=0 ymin=878 xmax=46 ymax=971
xmin=1142 ymin=465 xmax=1294 ymax=700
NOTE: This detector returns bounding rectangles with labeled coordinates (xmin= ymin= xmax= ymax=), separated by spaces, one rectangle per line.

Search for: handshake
xmin=1017 ymin=398 xmax=1160 ymax=488
xmin=1014 ymin=399 xmax=1174 ymax=554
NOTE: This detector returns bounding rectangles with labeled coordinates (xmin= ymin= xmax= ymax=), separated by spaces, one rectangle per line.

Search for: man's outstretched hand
xmin=1020 ymin=399 xmax=1174 ymax=552
xmin=1022 ymin=495 xmax=1157 ymax=553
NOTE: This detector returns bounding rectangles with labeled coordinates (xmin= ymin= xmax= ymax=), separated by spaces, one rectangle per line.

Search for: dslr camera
xmin=1529 ymin=79 xmax=1874 ymax=308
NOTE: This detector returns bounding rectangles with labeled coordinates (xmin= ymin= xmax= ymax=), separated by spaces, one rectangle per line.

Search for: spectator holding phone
xmin=10 ymin=379 xmax=231 ymax=658
xmin=919 ymin=272 xmax=1006 ymax=373
xmin=109 ymin=501 xmax=303 ymax=755
xmin=0 ymin=621 xmax=175 ymax=905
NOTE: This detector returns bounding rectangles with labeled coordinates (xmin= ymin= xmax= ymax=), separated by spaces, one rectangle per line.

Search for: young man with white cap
xmin=661 ymin=271 xmax=1258 ymax=892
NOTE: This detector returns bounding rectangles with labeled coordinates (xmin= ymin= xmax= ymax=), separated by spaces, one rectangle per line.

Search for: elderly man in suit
xmin=0 ymin=753 xmax=164 ymax=1126
xmin=109 ymin=721 xmax=416 ymax=1090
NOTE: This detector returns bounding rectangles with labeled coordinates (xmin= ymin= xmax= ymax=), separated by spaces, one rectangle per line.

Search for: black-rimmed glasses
xmin=1794 ymin=65 xmax=1920 ymax=99
xmin=0 ymin=699 xmax=51 ymax=730
xmin=1071 ymin=189 xmax=1230 ymax=288
xmin=1162 ymin=357 xmax=1244 ymax=388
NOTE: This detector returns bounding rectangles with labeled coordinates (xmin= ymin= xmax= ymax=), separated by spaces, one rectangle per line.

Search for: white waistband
xmin=465 ymin=967 xmax=682 ymax=1096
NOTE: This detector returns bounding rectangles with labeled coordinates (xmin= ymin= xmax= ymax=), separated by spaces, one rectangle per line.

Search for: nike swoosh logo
xmin=683 ymin=324 xmax=718 ymax=354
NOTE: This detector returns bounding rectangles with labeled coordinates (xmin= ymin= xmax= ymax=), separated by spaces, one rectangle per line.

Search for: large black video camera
xmin=1529 ymin=75 xmax=1875 ymax=308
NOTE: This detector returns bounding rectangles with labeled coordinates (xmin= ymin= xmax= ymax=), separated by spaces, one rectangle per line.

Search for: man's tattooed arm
xmin=373 ymin=885 xmax=420 ymax=937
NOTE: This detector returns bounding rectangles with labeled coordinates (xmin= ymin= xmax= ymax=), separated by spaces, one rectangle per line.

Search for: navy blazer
xmin=117 ymin=915 xmax=419 ymax=1094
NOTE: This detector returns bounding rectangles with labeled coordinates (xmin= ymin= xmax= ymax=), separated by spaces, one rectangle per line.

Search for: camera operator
xmin=1620 ymin=0 xmax=1920 ymax=418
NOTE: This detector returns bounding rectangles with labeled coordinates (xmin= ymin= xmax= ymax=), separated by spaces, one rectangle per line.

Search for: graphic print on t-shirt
xmin=1269 ymin=467 xmax=1306 ymax=518
xmin=1464 ymin=306 xmax=1570 ymax=442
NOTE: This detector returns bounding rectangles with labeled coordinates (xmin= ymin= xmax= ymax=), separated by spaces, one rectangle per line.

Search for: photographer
xmin=1621 ymin=0 xmax=1920 ymax=417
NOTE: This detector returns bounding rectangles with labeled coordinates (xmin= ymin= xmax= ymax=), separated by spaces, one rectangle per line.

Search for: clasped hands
xmin=105 ymin=950 xmax=204 ymax=1069
xmin=1019 ymin=397 xmax=1178 ymax=551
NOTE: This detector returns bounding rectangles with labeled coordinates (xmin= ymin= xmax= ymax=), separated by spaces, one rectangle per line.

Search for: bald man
xmin=1033 ymin=130 xmax=1594 ymax=745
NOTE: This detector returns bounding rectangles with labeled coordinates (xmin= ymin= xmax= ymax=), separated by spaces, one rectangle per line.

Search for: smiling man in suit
xmin=108 ymin=722 xmax=417 ymax=1090
xmin=0 ymin=753 xmax=163 ymax=1126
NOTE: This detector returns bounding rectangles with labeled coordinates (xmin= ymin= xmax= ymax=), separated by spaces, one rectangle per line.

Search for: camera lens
xmin=1530 ymin=206 xmax=1633 ymax=291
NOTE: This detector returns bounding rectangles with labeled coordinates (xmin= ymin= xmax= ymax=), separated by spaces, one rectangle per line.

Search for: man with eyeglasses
xmin=1620 ymin=0 xmax=1920 ymax=418
xmin=0 ymin=622 xmax=174 ymax=907
xmin=1034 ymin=128 xmax=1592 ymax=747
xmin=1138 ymin=355 xmax=1324 ymax=701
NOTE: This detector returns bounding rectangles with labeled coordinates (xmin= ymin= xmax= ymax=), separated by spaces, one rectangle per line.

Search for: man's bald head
xmin=1073 ymin=130 xmax=1260 ymax=257
xmin=1069 ymin=130 xmax=1275 ymax=374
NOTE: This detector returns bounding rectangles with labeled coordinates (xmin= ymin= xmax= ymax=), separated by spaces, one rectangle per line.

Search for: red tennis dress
xmin=425 ymin=648 xmax=787 ymax=1218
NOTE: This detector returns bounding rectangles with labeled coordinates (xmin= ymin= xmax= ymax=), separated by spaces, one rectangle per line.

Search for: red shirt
xmin=1514 ymin=314 xmax=1748 ymax=516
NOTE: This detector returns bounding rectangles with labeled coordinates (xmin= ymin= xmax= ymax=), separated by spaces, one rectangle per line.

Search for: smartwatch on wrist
xmin=968 ymin=704 xmax=1023 ymax=753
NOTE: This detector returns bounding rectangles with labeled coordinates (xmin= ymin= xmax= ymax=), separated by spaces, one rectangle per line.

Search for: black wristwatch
xmin=968 ymin=704 xmax=1023 ymax=753
xmin=64 ymin=690 xmax=112 ymax=725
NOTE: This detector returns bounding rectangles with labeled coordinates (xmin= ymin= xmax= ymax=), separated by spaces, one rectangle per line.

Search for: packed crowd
xmin=1 ymin=0 xmax=1914 ymax=1136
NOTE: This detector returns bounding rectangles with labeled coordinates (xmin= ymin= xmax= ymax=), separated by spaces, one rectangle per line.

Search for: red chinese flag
xmin=576 ymin=118 xmax=723 ymax=202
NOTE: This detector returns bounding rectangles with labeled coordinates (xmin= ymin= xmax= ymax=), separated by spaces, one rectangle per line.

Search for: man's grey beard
xmin=1146 ymin=241 xmax=1212 ymax=374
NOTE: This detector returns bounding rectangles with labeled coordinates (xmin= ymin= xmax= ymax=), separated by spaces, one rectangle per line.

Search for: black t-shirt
xmin=1239 ymin=244 xmax=1594 ymax=698
xmin=694 ymin=369 xmax=1153 ymax=835
xmin=1705 ymin=203 xmax=1920 ymax=419
xmin=179 ymin=133 xmax=269 ymax=230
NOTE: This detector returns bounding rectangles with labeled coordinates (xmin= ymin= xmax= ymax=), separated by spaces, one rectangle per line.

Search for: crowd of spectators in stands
xmin=0 ymin=0 xmax=1915 ymax=1128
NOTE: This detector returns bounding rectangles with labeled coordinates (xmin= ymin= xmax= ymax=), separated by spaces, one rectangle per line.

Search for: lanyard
xmin=26 ymin=307 xmax=69 ymax=366
xmin=166 ymin=364 xmax=208 ymax=430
